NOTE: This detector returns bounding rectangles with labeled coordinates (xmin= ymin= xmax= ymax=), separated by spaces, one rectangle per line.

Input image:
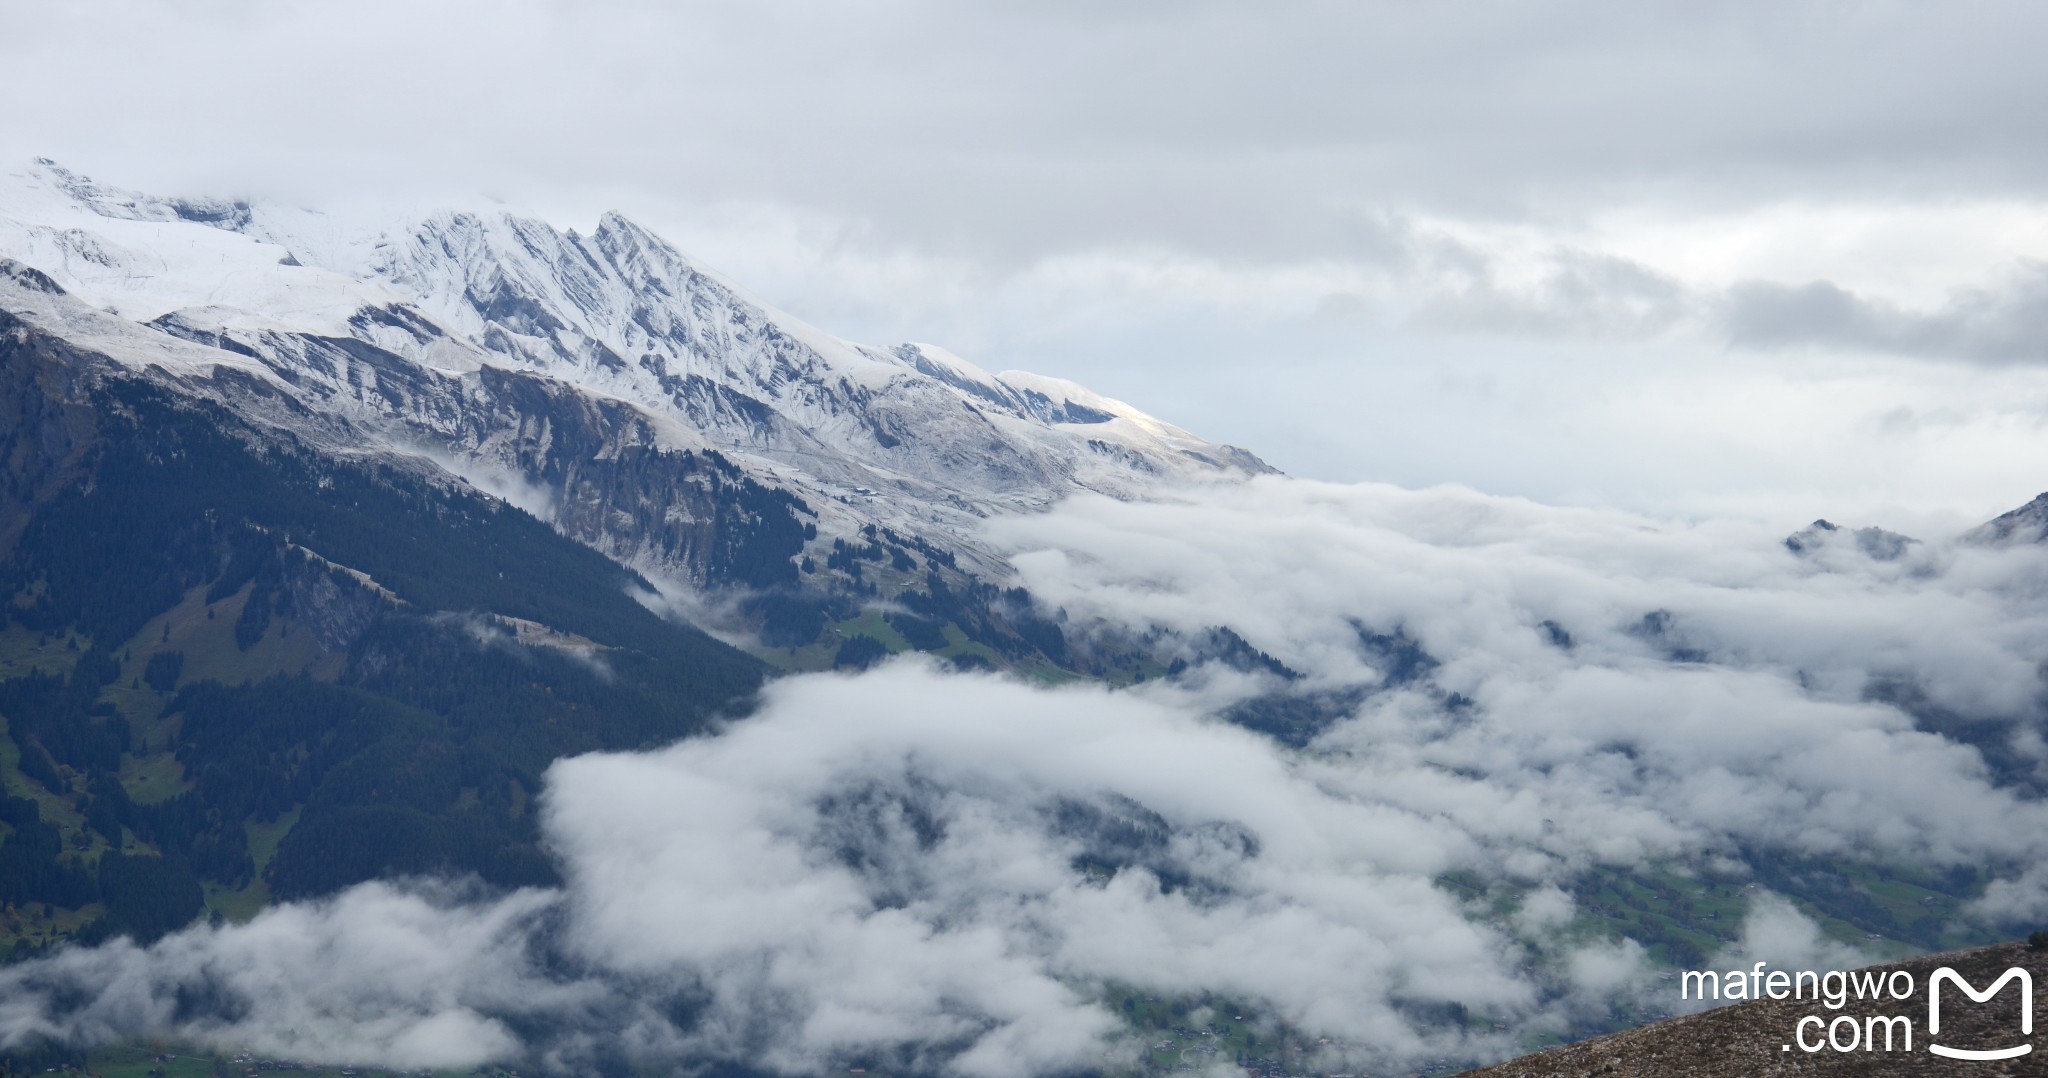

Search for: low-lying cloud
xmin=995 ymin=479 xmax=2048 ymax=869
xmin=0 ymin=883 xmax=556 ymax=1069
xmin=7 ymin=476 xmax=2048 ymax=1073
xmin=1 ymin=666 xmax=1553 ymax=1075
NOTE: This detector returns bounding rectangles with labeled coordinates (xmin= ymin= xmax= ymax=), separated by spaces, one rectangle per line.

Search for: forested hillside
xmin=0 ymin=315 xmax=765 ymax=956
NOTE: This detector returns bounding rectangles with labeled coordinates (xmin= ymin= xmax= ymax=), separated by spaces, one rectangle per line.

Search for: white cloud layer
xmin=996 ymin=479 xmax=2048 ymax=869
xmin=6 ymin=477 xmax=2048 ymax=1072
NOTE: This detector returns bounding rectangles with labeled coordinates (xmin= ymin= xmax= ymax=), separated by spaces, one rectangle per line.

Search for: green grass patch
xmin=203 ymin=808 xmax=301 ymax=924
xmin=87 ymin=1041 xmax=467 ymax=1078
xmin=0 ymin=622 xmax=87 ymax=681
xmin=931 ymin=623 xmax=999 ymax=664
xmin=118 ymin=750 xmax=189 ymax=806
xmin=84 ymin=1042 xmax=222 ymax=1078
xmin=202 ymin=877 xmax=269 ymax=925
xmin=0 ymin=900 xmax=105 ymax=957
xmin=834 ymin=609 xmax=913 ymax=652
xmin=168 ymin=586 xmax=334 ymax=688
xmin=0 ymin=714 xmax=94 ymax=831
xmin=247 ymin=808 xmax=298 ymax=877
xmin=1098 ymin=985 xmax=1287 ymax=1074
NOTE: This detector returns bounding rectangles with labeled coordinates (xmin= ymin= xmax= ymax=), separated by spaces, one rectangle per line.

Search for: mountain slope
xmin=0 ymin=160 xmax=1274 ymax=956
xmin=1465 ymin=937 xmax=2048 ymax=1076
xmin=0 ymin=159 xmax=1269 ymax=581
xmin=1967 ymin=492 xmax=2048 ymax=546
xmin=0 ymin=298 xmax=765 ymax=952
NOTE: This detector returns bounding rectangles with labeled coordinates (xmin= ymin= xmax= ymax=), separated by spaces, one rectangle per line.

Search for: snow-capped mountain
xmin=0 ymin=159 xmax=1268 ymax=591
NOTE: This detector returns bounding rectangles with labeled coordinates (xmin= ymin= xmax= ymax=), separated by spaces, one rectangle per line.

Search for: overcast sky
xmin=9 ymin=0 xmax=2048 ymax=527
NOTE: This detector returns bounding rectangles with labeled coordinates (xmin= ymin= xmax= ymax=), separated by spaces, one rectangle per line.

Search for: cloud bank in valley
xmin=995 ymin=478 xmax=2048 ymax=871
xmin=6 ymin=476 xmax=2048 ymax=1073
xmin=0 ymin=666 xmax=1544 ymax=1076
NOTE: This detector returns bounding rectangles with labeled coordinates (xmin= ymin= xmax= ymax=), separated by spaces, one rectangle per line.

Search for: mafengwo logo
xmin=1681 ymin=962 xmax=2036 ymax=1058
xmin=1928 ymin=967 xmax=2032 ymax=1061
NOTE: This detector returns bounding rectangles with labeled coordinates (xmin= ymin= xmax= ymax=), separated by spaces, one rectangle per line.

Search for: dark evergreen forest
xmin=0 ymin=318 xmax=1086 ymax=973
xmin=0 ymin=356 xmax=764 ymax=956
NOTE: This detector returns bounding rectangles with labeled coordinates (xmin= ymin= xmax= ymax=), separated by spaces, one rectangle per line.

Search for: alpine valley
xmin=3 ymin=161 xmax=2047 ymax=1078
xmin=0 ymin=155 xmax=1279 ymax=935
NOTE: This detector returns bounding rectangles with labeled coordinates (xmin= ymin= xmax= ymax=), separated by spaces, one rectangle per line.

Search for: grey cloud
xmin=5 ymin=2 xmax=2048 ymax=263
xmin=1410 ymin=249 xmax=1690 ymax=341
xmin=1723 ymin=265 xmax=2048 ymax=364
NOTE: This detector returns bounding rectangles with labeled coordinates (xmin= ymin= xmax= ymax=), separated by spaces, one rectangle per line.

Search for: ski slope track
xmin=0 ymin=159 xmax=1271 ymax=591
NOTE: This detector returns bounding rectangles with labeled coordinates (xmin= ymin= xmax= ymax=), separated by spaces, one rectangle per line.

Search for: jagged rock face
xmin=1966 ymin=492 xmax=2048 ymax=545
xmin=2 ymin=271 xmax=809 ymax=594
xmin=0 ymin=306 xmax=106 ymax=551
xmin=0 ymin=159 xmax=1272 ymax=593
xmin=1783 ymin=518 xmax=1917 ymax=561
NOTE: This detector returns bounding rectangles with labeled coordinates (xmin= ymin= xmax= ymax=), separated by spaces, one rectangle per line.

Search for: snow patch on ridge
xmin=0 ymin=159 xmax=1273 ymax=578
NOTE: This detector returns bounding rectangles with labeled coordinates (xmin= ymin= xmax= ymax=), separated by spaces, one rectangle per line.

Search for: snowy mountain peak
xmin=0 ymin=159 xmax=1272 ymax=581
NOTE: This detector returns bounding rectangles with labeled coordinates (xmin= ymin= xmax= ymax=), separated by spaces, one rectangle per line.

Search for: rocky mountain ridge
xmin=0 ymin=159 xmax=1269 ymax=651
xmin=0 ymin=159 xmax=1269 ymax=604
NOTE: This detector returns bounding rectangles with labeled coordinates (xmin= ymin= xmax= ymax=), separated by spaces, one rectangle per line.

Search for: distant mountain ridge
xmin=0 ymin=308 xmax=770 ymax=953
xmin=1967 ymin=492 xmax=2048 ymax=546
xmin=0 ymin=159 xmax=1269 ymax=592
xmin=0 ymin=161 xmax=1287 ymax=958
xmin=11 ymin=159 xmax=2048 ymax=1076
